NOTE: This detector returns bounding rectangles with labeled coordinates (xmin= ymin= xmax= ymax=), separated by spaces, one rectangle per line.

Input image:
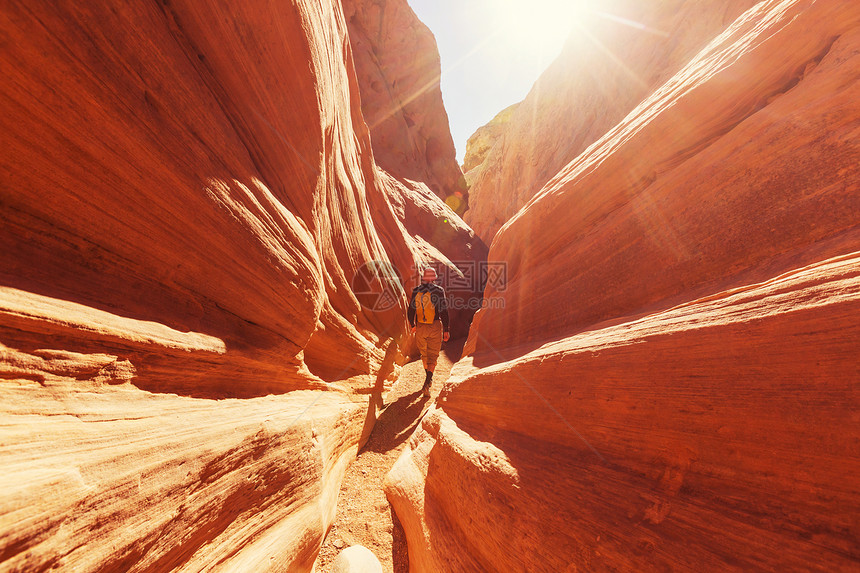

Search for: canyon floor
xmin=314 ymin=338 xmax=466 ymax=572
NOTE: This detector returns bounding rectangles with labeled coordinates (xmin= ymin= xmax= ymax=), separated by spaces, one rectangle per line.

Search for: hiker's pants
xmin=415 ymin=321 xmax=443 ymax=372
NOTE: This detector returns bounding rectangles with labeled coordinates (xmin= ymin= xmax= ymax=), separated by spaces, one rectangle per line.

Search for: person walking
xmin=407 ymin=267 xmax=450 ymax=396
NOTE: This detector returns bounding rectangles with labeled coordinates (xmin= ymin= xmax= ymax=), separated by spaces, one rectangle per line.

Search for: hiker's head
xmin=421 ymin=267 xmax=437 ymax=283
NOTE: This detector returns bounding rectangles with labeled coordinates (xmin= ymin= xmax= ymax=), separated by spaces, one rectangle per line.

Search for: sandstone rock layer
xmin=465 ymin=0 xmax=761 ymax=242
xmin=475 ymin=0 xmax=860 ymax=354
xmin=343 ymin=0 xmax=467 ymax=209
xmin=388 ymin=1 xmax=860 ymax=571
xmin=389 ymin=252 xmax=860 ymax=571
xmin=0 ymin=0 xmax=476 ymax=570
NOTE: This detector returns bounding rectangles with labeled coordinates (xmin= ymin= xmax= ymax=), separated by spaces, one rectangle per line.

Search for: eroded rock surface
xmin=472 ymin=0 xmax=860 ymax=354
xmin=465 ymin=0 xmax=761 ymax=243
xmin=343 ymin=0 xmax=467 ymax=210
xmin=388 ymin=1 xmax=860 ymax=570
xmin=0 ymin=0 xmax=476 ymax=570
xmin=390 ymin=253 xmax=860 ymax=571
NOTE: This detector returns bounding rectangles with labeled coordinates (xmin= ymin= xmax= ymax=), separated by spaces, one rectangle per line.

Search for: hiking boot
xmin=422 ymin=370 xmax=433 ymax=396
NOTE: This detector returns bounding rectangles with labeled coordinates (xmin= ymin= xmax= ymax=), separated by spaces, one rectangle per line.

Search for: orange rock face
xmin=390 ymin=253 xmax=860 ymax=572
xmin=474 ymin=0 xmax=860 ymax=354
xmin=387 ymin=0 xmax=860 ymax=570
xmin=464 ymin=0 xmax=761 ymax=243
xmin=343 ymin=0 xmax=467 ymax=209
xmin=0 ymin=0 xmax=474 ymax=570
xmin=341 ymin=0 xmax=488 ymax=337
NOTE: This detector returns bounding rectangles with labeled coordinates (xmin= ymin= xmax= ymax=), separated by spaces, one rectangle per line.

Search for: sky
xmin=407 ymin=0 xmax=585 ymax=164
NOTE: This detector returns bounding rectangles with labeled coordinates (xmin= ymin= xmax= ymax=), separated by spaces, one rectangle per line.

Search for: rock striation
xmin=342 ymin=0 xmax=468 ymax=211
xmin=387 ymin=0 xmax=860 ymax=570
xmin=342 ymin=0 xmax=488 ymax=338
xmin=471 ymin=0 xmax=860 ymax=354
xmin=390 ymin=253 xmax=860 ymax=571
xmin=0 ymin=0 xmax=478 ymax=570
xmin=464 ymin=0 xmax=761 ymax=243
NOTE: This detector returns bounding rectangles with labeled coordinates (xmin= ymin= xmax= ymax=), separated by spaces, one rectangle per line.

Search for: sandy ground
xmin=314 ymin=337 xmax=465 ymax=572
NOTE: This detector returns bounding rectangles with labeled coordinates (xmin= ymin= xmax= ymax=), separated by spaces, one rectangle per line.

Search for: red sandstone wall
xmin=464 ymin=0 xmax=761 ymax=243
xmin=387 ymin=1 xmax=860 ymax=570
xmin=0 ymin=0 xmax=475 ymax=569
xmin=342 ymin=0 xmax=468 ymax=210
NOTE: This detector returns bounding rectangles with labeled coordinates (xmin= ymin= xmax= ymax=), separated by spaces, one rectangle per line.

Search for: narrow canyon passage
xmin=315 ymin=339 xmax=466 ymax=572
xmin=1 ymin=0 xmax=858 ymax=571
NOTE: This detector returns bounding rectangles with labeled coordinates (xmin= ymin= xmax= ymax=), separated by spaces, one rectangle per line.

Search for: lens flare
xmin=494 ymin=0 xmax=587 ymax=64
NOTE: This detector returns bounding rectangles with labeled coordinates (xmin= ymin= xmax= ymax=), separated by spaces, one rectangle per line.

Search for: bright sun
xmin=494 ymin=0 xmax=587 ymax=63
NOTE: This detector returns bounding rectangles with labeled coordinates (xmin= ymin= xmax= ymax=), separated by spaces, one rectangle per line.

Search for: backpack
xmin=416 ymin=291 xmax=436 ymax=324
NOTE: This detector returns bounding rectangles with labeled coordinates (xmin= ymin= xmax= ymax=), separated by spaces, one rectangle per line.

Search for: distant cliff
xmin=462 ymin=103 xmax=519 ymax=187
xmin=343 ymin=0 xmax=468 ymax=212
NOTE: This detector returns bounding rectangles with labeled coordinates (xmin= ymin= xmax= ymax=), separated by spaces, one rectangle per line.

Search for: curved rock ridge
xmin=0 ymin=0 xmax=479 ymax=570
xmin=464 ymin=0 xmax=761 ymax=243
xmin=343 ymin=0 xmax=468 ymax=211
xmin=389 ymin=252 xmax=860 ymax=571
xmin=388 ymin=0 xmax=860 ymax=570
xmin=0 ymin=363 xmax=362 ymax=572
xmin=474 ymin=0 xmax=860 ymax=354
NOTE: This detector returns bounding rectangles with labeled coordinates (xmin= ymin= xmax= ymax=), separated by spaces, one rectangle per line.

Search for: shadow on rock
xmin=362 ymin=390 xmax=429 ymax=454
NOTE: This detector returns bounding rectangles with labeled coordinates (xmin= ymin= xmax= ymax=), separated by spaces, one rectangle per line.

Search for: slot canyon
xmin=1 ymin=0 xmax=857 ymax=571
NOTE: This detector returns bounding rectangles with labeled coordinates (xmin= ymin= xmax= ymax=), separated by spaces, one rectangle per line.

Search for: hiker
xmin=407 ymin=267 xmax=450 ymax=396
